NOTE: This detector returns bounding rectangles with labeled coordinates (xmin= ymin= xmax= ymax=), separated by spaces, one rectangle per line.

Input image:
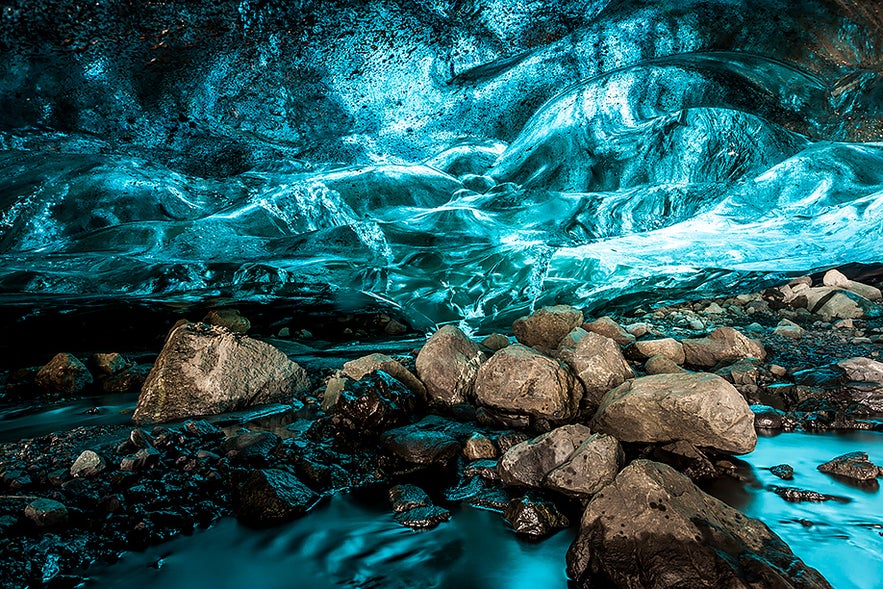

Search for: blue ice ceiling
xmin=1 ymin=0 xmax=882 ymax=327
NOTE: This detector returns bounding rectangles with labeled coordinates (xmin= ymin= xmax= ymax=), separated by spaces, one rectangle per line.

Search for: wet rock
xmin=134 ymin=321 xmax=309 ymax=424
xmin=328 ymin=371 xmax=418 ymax=432
xmin=99 ymin=364 xmax=150 ymax=394
xmin=682 ymin=327 xmax=765 ymax=367
xmin=545 ymin=433 xmax=624 ymax=497
xmin=823 ymin=269 xmax=882 ymax=301
xmin=383 ymin=318 xmax=408 ymax=336
xmin=771 ymin=486 xmax=846 ymax=503
xmin=591 ymin=373 xmax=757 ymax=454
xmin=184 ymin=419 xmax=224 ymax=439
xmin=499 ymin=424 xmax=592 ymax=487
xmin=233 ymin=469 xmax=318 ymax=526
xmin=70 ymin=450 xmax=106 ymax=478
xmin=582 ymin=316 xmax=635 ymax=346
xmin=394 ymin=505 xmax=452 ymax=529
xmin=222 ymin=431 xmax=281 ymax=465
xmin=203 ymin=308 xmax=251 ymax=334
xmin=818 ymin=451 xmax=879 ymax=481
xmin=714 ymin=358 xmax=759 ymax=387
xmin=342 ymin=353 xmax=426 ymax=400
xmin=650 ymin=440 xmax=717 ymax=481
xmin=474 ymin=344 xmax=581 ymax=423
xmin=567 ymin=460 xmax=831 ymax=589
xmin=463 ymin=433 xmax=497 ymax=460
xmin=557 ymin=331 xmax=634 ymax=411
xmin=644 ymin=354 xmax=686 ymax=375
xmin=629 ymin=338 xmax=685 ymax=364
xmin=389 ymin=484 xmax=432 ymax=512
xmin=770 ymin=464 xmax=794 ymax=480
xmin=504 ymin=496 xmax=569 ymax=538
xmin=627 ymin=322 xmax=652 ymax=338
xmin=120 ymin=446 xmax=160 ymax=471
xmin=91 ymin=352 xmax=127 ymax=376
xmin=463 ymin=459 xmax=500 ymax=481
xmin=415 ymin=325 xmax=486 ymax=406
xmin=775 ymin=319 xmax=806 ymax=339
xmin=35 ymin=353 xmax=93 ymax=394
xmin=481 ymin=333 xmax=510 ymax=351
xmin=381 ymin=420 xmax=461 ymax=465
xmin=512 ymin=305 xmax=584 ymax=353
xmin=24 ymin=499 xmax=69 ymax=528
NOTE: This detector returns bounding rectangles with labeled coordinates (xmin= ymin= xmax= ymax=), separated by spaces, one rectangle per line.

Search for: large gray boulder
xmin=682 ymin=327 xmax=765 ymax=367
xmin=415 ymin=325 xmax=486 ymax=406
xmin=822 ymin=269 xmax=882 ymax=301
xmin=133 ymin=321 xmax=309 ymax=424
xmin=591 ymin=372 xmax=757 ymax=454
xmin=557 ymin=330 xmax=634 ymax=411
xmin=512 ymin=305 xmax=584 ymax=353
xmin=474 ymin=343 xmax=581 ymax=422
xmin=499 ymin=424 xmax=593 ymax=487
xmin=567 ymin=460 xmax=831 ymax=589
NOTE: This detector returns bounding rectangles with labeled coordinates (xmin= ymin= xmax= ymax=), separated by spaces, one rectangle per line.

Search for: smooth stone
xmin=630 ymin=338 xmax=685 ymax=364
xmin=774 ymin=319 xmax=805 ymax=339
xmin=342 ymin=353 xmax=426 ymax=399
xmin=545 ymin=433 xmax=624 ymax=497
xmin=817 ymin=451 xmax=879 ymax=481
xmin=504 ymin=496 xmax=569 ymax=538
xmin=481 ymin=333 xmax=510 ymax=351
xmin=644 ymin=354 xmax=687 ymax=375
xmin=463 ymin=433 xmax=497 ymax=460
xmin=381 ymin=422 xmax=461 ymax=465
xmin=24 ymin=498 xmax=69 ymax=528
xmin=203 ymin=308 xmax=251 ymax=333
xmin=557 ymin=331 xmax=634 ymax=411
xmin=499 ymin=424 xmax=593 ymax=487
xmin=415 ymin=325 xmax=486 ymax=406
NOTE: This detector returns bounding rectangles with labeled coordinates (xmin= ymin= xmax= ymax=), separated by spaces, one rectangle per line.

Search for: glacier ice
xmin=0 ymin=0 xmax=882 ymax=327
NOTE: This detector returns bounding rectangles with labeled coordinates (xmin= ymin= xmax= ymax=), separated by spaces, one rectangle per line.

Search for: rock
xmin=770 ymin=364 xmax=788 ymax=377
xmin=184 ymin=419 xmax=224 ymax=439
xmin=222 ymin=431 xmax=281 ymax=465
xmin=481 ymin=333 xmax=510 ymax=351
xmin=770 ymin=464 xmax=794 ymax=480
xmin=823 ymin=269 xmax=882 ymax=301
xmin=805 ymin=287 xmax=872 ymax=321
xmin=771 ymin=486 xmax=845 ymax=503
xmin=582 ymin=316 xmax=635 ymax=345
xmin=381 ymin=420 xmax=461 ymax=465
xmin=384 ymin=318 xmax=408 ymax=335
xmin=629 ymin=338 xmax=685 ymax=364
xmin=545 ymin=433 xmax=624 ymax=497
xmin=342 ymin=353 xmax=426 ymax=399
xmin=833 ymin=318 xmax=854 ymax=329
xmin=233 ymin=469 xmax=318 ymax=526
xmin=474 ymin=344 xmax=581 ymax=423
xmin=133 ymin=321 xmax=309 ymax=424
xmin=818 ymin=451 xmax=879 ymax=481
xmin=752 ymin=406 xmax=784 ymax=430
xmin=329 ymin=371 xmax=417 ymax=432
xmin=504 ymin=496 xmax=569 ymax=538
xmin=120 ymin=446 xmax=160 ymax=471
xmin=389 ymin=484 xmax=432 ymax=512
xmin=415 ymin=325 xmax=486 ymax=406
xmin=714 ymin=358 xmax=759 ymax=387
xmin=837 ymin=357 xmax=883 ymax=382
xmin=321 ymin=376 xmax=349 ymax=411
xmin=24 ymin=498 xmax=69 ymax=528
xmin=463 ymin=433 xmax=497 ymax=460
xmin=567 ymin=460 xmax=831 ymax=589
xmin=557 ymin=331 xmax=634 ymax=411
xmin=682 ymin=327 xmax=765 ymax=367
xmin=512 ymin=305 xmax=584 ymax=353
xmin=591 ymin=372 xmax=757 ymax=454
xmin=775 ymin=319 xmax=805 ymax=339
xmin=627 ymin=323 xmax=652 ymax=338
xmin=644 ymin=354 xmax=686 ymax=375
xmin=91 ymin=352 xmax=127 ymax=376
xmin=203 ymin=308 xmax=251 ymax=333
xmin=650 ymin=440 xmax=717 ymax=481
xmin=35 ymin=353 xmax=93 ymax=394
xmin=702 ymin=302 xmax=725 ymax=315
xmin=499 ymin=424 xmax=593 ymax=487
xmin=100 ymin=364 xmax=150 ymax=393
xmin=70 ymin=450 xmax=106 ymax=478
xmin=394 ymin=505 xmax=451 ymax=529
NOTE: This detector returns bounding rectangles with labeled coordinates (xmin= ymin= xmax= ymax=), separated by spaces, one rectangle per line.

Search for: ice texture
xmin=0 ymin=0 xmax=882 ymax=326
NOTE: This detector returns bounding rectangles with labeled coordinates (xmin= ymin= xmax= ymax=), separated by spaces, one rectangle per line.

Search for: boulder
xmin=203 ymin=308 xmax=251 ymax=333
xmin=512 ymin=305 xmax=584 ymax=353
xmin=817 ymin=451 xmax=879 ymax=481
xmin=545 ymin=433 xmax=624 ymax=497
xmin=499 ymin=424 xmax=593 ymax=487
xmin=463 ymin=433 xmax=497 ymax=460
xmin=389 ymin=484 xmax=432 ymax=513
xmin=233 ymin=469 xmax=318 ymax=526
xmin=35 ymin=353 xmax=93 ymax=394
xmin=415 ymin=325 xmax=486 ymax=406
xmin=837 ymin=357 xmax=883 ymax=382
xmin=381 ymin=420 xmax=461 ymax=465
xmin=91 ymin=352 xmax=127 ymax=376
xmin=481 ymin=333 xmax=510 ymax=351
xmin=329 ymin=371 xmax=417 ymax=432
xmin=823 ymin=269 xmax=882 ymax=301
xmin=342 ymin=353 xmax=426 ymax=399
xmin=133 ymin=321 xmax=309 ymax=424
xmin=557 ymin=331 xmax=634 ymax=411
xmin=70 ymin=450 xmax=106 ymax=478
xmin=504 ymin=496 xmax=569 ymax=538
xmin=24 ymin=498 xmax=69 ymax=528
xmin=582 ymin=316 xmax=635 ymax=345
xmin=628 ymin=338 xmax=685 ymax=364
xmin=567 ymin=460 xmax=832 ymax=589
xmin=805 ymin=287 xmax=875 ymax=321
xmin=591 ymin=372 xmax=757 ymax=454
xmin=474 ymin=344 xmax=581 ymax=423
xmin=644 ymin=354 xmax=687 ymax=375
xmin=774 ymin=319 xmax=805 ymax=339
xmin=682 ymin=327 xmax=765 ymax=367
xmin=770 ymin=464 xmax=794 ymax=480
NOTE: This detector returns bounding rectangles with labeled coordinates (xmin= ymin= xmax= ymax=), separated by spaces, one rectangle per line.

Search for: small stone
xmin=384 ymin=319 xmax=408 ymax=335
xmin=644 ymin=354 xmax=686 ymax=375
xmin=582 ymin=316 xmax=635 ymax=345
xmin=481 ymin=333 xmax=510 ymax=351
xmin=24 ymin=498 xmax=68 ymax=528
xmin=394 ymin=505 xmax=451 ymax=529
xmin=771 ymin=486 xmax=845 ymax=503
xmin=389 ymin=484 xmax=432 ymax=512
xmin=702 ymin=303 xmax=725 ymax=315
xmin=629 ymin=338 xmax=685 ymax=364
xmin=834 ymin=319 xmax=854 ymax=329
xmin=203 ymin=308 xmax=251 ymax=334
xmin=35 ymin=353 xmax=93 ymax=394
xmin=504 ymin=496 xmax=569 ymax=538
xmin=774 ymin=319 xmax=805 ymax=339
xmin=770 ymin=364 xmax=788 ymax=377
xmin=688 ymin=319 xmax=705 ymax=331
xmin=770 ymin=464 xmax=794 ymax=480
xmin=463 ymin=433 xmax=497 ymax=460
xmin=626 ymin=323 xmax=651 ymax=338
xmin=277 ymin=327 xmax=291 ymax=337
xmin=91 ymin=352 xmax=128 ymax=376
xmin=818 ymin=451 xmax=880 ymax=481
xmin=70 ymin=450 xmax=106 ymax=478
